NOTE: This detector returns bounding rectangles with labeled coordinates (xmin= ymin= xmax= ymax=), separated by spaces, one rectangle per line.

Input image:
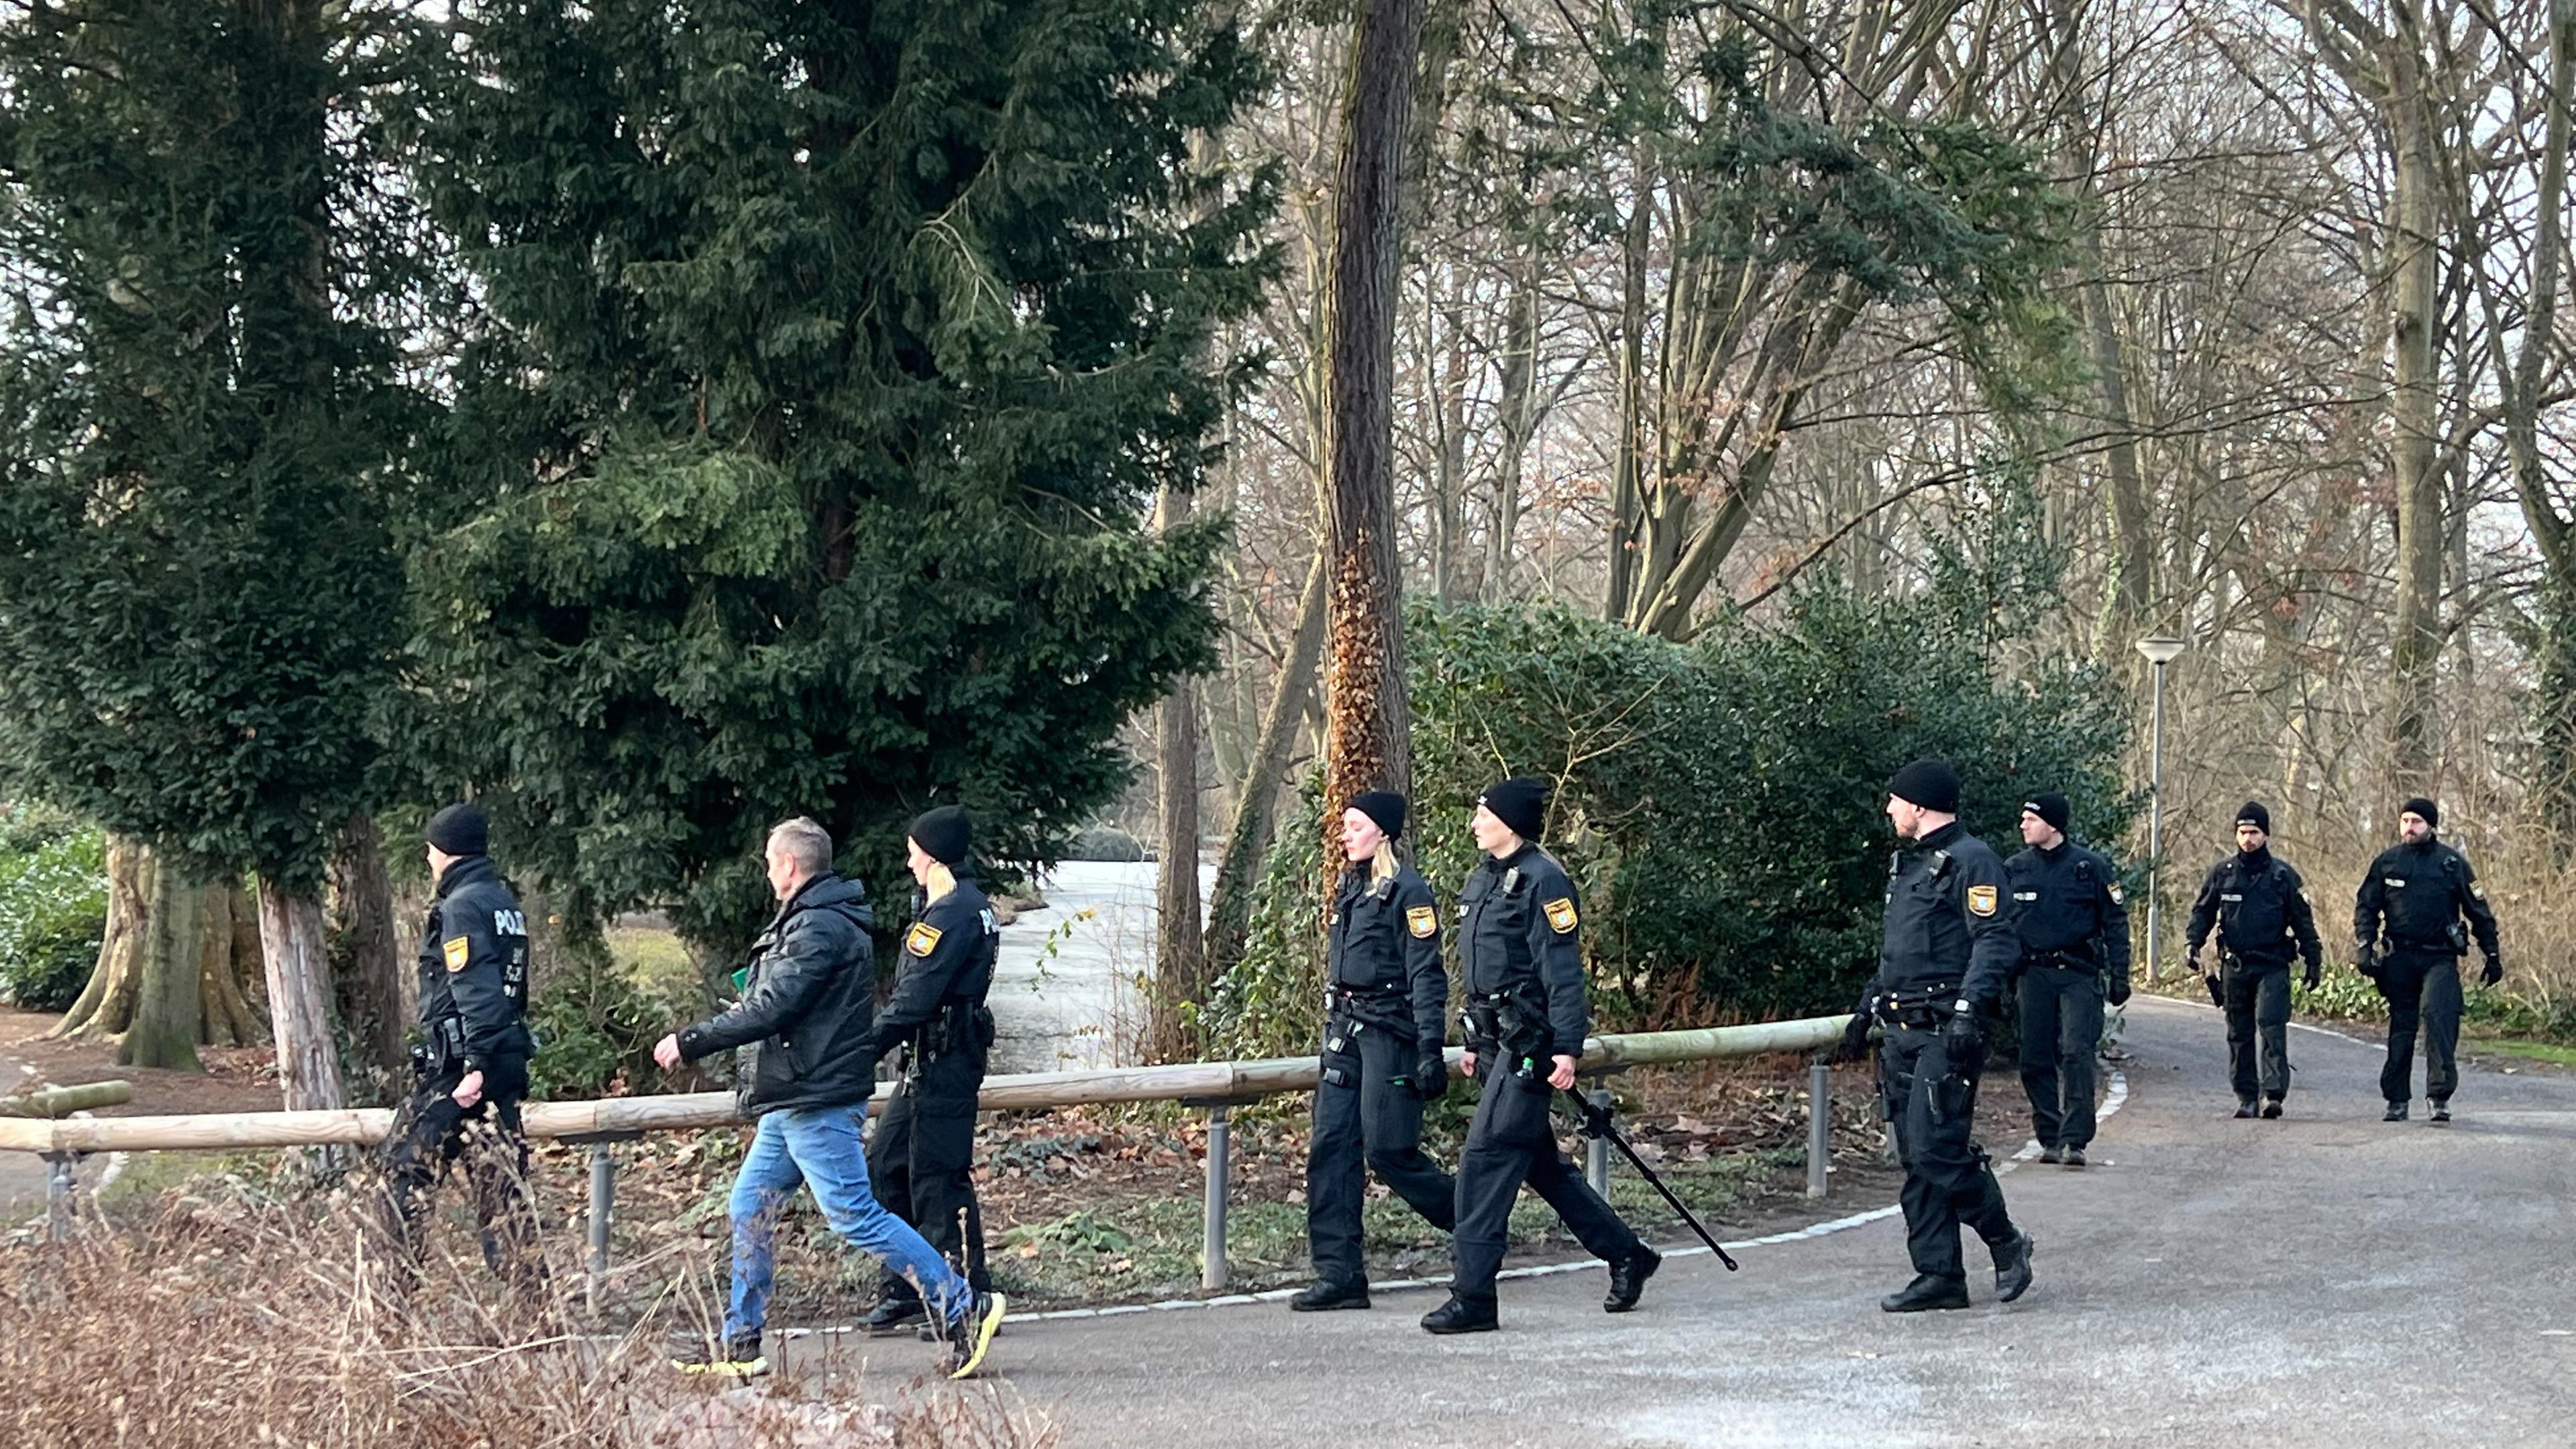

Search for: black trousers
xmin=867 ymin=1050 xmax=989 ymax=1299
xmin=2224 ymin=963 xmax=2292 ymax=1101
xmin=378 ymin=1074 xmax=537 ymax=1280
xmin=1306 ymin=1013 xmax=1455 ymax=1286
xmin=2017 ymin=966 xmax=2103 ymax=1148
xmin=1882 ymin=1024 xmax=2017 ymax=1283
xmin=2378 ymin=951 xmax=2463 ymax=1106
xmin=1448 ymin=1061 xmax=1641 ymax=1303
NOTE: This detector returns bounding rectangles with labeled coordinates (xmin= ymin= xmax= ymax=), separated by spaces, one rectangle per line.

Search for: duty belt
xmin=2023 ymin=949 xmax=2092 ymax=971
xmin=1875 ymin=983 xmax=1959 ymax=1029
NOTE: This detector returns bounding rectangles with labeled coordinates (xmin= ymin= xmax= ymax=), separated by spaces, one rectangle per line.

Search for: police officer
xmin=862 ymin=806 xmax=1002 ymax=1335
xmin=2353 ymin=798 xmax=2502 ymax=1123
xmin=2184 ymin=801 xmax=2322 ymax=1119
xmin=2005 ymin=793 xmax=2131 ymax=1168
xmin=1835 ymin=760 xmax=2035 ymax=1313
xmin=1422 ymin=777 xmax=1655 ymax=1335
xmin=1293 ymin=790 xmax=1456 ymax=1312
xmin=379 ymin=802 xmax=538 ymax=1279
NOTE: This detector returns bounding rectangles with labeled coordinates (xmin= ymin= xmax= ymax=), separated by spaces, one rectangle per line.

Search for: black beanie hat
xmin=2236 ymin=800 xmax=2271 ymax=835
xmin=908 ymin=806 xmax=971 ymax=866
xmin=1887 ymin=759 xmax=1962 ymax=813
xmin=2021 ymin=792 xmax=2072 ymax=835
xmin=2400 ymin=796 xmax=2439 ymax=828
xmin=1349 ymin=790 xmax=1407 ymax=841
xmin=424 ymin=802 xmax=488 ymax=857
xmin=1478 ymin=777 xmax=1548 ymax=842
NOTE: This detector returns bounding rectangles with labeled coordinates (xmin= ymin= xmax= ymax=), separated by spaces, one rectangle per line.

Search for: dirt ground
xmin=0 ymin=1005 xmax=288 ymax=1117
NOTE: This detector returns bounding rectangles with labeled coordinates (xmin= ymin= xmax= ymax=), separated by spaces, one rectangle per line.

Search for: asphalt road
xmin=802 ymin=996 xmax=2576 ymax=1447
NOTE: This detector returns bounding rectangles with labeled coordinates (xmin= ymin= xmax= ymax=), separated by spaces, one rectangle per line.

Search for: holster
xmin=415 ymin=1017 xmax=467 ymax=1081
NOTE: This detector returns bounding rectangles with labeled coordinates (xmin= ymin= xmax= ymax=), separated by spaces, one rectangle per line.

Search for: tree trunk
xmin=52 ymin=837 xmax=266 ymax=1062
xmin=1320 ymin=0 xmax=1428 ymax=855
xmin=1205 ymin=550 xmax=1330 ymax=976
xmin=2513 ymin=0 xmax=2576 ymax=832
xmin=1148 ymin=484 xmax=1208 ymax=1059
xmin=118 ymin=851 xmax=203 ymax=1072
xmin=2082 ymin=256 xmax=2153 ymax=634
xmin=1605 ymin=182 xmax=1651 ymax=622
xmin=254 ymin=880 xmax=347 ymax=1112
xmin=327 ymin=813 xmax=406 ymax=1073
xmin=2384 ymin=36 xmax=2443 ymax=792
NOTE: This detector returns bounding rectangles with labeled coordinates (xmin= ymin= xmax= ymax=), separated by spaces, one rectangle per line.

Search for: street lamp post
xmin=2137 ymin=633 xmax=2186 ymax=983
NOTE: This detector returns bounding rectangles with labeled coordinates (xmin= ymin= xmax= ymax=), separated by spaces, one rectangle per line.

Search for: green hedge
xmin=1210 ymin=576 xmax=2134 ymax=1057
xmin=0 ymin=813 xmax=107 ymax=1012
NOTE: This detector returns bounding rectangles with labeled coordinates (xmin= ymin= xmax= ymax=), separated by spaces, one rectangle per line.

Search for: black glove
xmin=2105 ymin=969 xmax=2133 ymax=1007
xmin=2302 ymin=961 xmax=2321 ymax=991
xmin=1939 ymin=1002 xmax=1983 ymax=1070
xmin=2481 ymin=955 xmax=2504 ymax=987
xmin=1411 ymin=1052 xmax=1450 ymax=1102
xmin=1835 ymin=1008 xmax=1876 ymax=1064
xmin=2354 ymin=941 xmax=2381 ymax=980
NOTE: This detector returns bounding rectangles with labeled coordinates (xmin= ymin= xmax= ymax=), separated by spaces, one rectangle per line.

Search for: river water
xmin=987 ymin=860 xmax=1211 ymax=1073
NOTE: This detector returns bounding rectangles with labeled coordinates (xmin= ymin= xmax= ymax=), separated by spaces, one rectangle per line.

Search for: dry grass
xmin=0 ymin=1178 xmax=1057 ymax=1449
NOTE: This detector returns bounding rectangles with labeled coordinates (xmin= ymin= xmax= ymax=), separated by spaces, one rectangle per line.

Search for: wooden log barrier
xmin=0 ymin=1016 xmax=1854 ymax=1157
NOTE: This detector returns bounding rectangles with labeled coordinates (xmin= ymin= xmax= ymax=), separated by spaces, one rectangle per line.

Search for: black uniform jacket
xmin=1863 ymin=821 xmax=2020 ymax=1014
xmin=416 ymin=853 xmax=533 ymax=1084
xmin=2005 ymin=839 xmax=2132 ymax=975
xmin=2184 ymin=849 xmax=2321 ymax=971
xmin=2354 ymin=837 xmax=2501 ymax=959
xmin=1327 ymin=862 xmax=1450 ymax=1047
xmin=873 ymin=871 xmax=1002 ymax=1054
xmin=678 ymin=871 xmax=881 ymax=1115
xmin=1458 ymin=843 xmax=1587 ymax=1060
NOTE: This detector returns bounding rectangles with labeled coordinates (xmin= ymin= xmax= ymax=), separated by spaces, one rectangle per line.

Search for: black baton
xmin=1563 ymin=1087 xmax=1739 ymax=1272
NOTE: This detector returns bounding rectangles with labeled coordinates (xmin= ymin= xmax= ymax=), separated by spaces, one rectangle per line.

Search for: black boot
xmin=2061 ymin=1145 xmax=2087 ymax=1169
xmin=2383 ymin=1102 xmax=2409 ymax=1122
xmin=1421 ymin=1294 xmax=1499 ymax=1334
xmin=1880 ymin=1275 xmax=1970 ymax=1313
xmin=864 ymin=1293 xmax=928 ymax=1336
xmin=2260 ymin=1096 xmax=2284 ymax=1119
xmin=1289 ymin=1278 xmax=1371 ymax=1312
xmin=1992 ymin=1231 xmax=2035 ymax=1303
xmin=2235 ymin=1098 xmax=2260 ymax=1119
xmin=2038 ymin=1144 xmax=2063 ymax=1165
xmin=2429 ymin=1100 xmax=2451 ymax=1124
xmin=1604 ymin=1246 xmax=1661 ymax=1313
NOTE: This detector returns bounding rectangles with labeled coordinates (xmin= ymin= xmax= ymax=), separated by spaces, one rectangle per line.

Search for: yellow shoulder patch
xmin=2108 ymin=883 xmax=2125 ymax=906
xmin=2470 ymin=881 xmax=2487 ymax=900
xmin=1966 ymin=885 xmax=1998 ymax=918
xmin=904 ymin=922 xmax=943 ymax=957
xmin=1406 ymin=904 xmax=1438 ymax=938
xmin=442 ymin=936 xmax=471 ymax=972
xmin=1543 ymin=897 xmax=1578 ymax=934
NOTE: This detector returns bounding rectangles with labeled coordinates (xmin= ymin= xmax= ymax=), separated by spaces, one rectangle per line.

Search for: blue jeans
xmin=726 ymin=1104 xmax=973 ymax=1341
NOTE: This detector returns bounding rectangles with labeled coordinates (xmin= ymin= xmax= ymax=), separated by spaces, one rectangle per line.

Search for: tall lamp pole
xmin=2136 ymin=633 xmax=2186 ymax=983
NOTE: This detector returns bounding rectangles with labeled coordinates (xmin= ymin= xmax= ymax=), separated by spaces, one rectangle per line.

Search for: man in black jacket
xmin=862 ymin=806 xmax=1002 ymax=1336
xmin=2185 ymin=802 xmax=2323 ymax=1119
xmin=653 ymin=816 xmax=1004 ymax=1379
xmin=1839 ymin=761 xmax=2035 ymax=1313
xmin=2354 ymin=798 xmax=2503 ymax=1122
xmin=2006 ymin=793 xmax=2131 ymax=1168
xmin=379 ymin=803 xmax=539 ymax=1281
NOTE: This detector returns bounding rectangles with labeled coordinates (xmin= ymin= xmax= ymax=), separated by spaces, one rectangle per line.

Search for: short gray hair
xmin=765 ymin=816 xmax=834 ymax=875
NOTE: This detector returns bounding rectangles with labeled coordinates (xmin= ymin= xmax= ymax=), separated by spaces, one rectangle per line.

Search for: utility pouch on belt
xmin=1462 ymin=1004 xmax=1502 ymax=1053
xmin=2447 ymin=920 xmax=2469 ymax=954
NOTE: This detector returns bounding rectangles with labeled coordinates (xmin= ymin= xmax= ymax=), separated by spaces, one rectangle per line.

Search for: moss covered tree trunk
xmin=327 ymin=813 xmax=405 ymax=1074
xmin=49 ymin=836 xmax=267 ymax=1067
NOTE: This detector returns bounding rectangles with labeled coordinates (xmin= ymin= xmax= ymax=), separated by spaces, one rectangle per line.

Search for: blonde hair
xmin=1371 ymin=839 xmax=1399 ymax=885
xmin=922 ymin=859 xmax=957 ymax=904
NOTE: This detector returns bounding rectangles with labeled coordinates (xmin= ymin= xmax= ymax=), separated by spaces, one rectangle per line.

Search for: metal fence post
xmin=1584 ymin=1087 xmax=1612 ymax=1197
xmin=588 ymin=1144 xmax=616 ymax=1313
xmin=1201 ymin=1104 xmax=1232 ymax=1291
xmin=1806 ymin=1053 xmax=1831 ymax=1199
xmin=42 ymin=1152 xmax=74 ymax=1240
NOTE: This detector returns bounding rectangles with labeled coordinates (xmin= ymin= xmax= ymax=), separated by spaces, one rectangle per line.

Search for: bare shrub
xmin=0 ymin=1181 xmax=1056 ymax=1448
